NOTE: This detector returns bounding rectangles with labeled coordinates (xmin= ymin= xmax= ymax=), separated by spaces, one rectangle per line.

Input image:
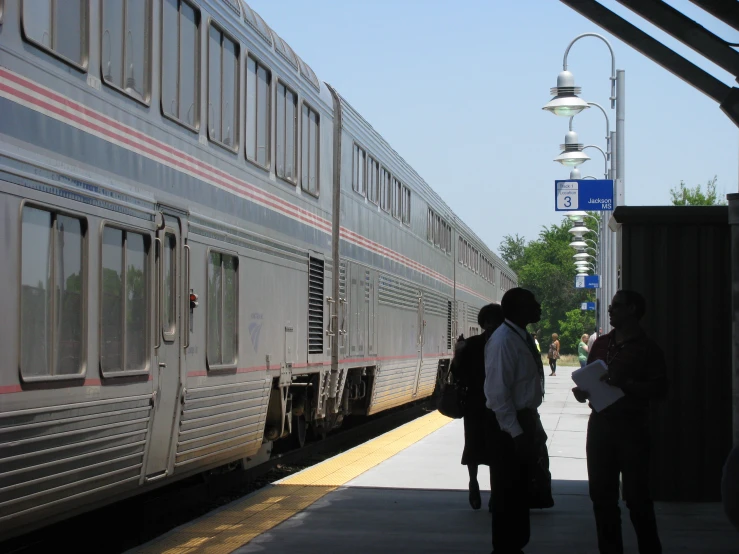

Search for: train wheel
xmin=293 ymin=414 xmax=307 ymax=448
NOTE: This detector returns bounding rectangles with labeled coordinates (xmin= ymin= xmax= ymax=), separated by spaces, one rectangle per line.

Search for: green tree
xmin=669 ymin=176 xmax=726 ymax=206
xmin=499 ymin=218 xmax=596 ymax=354
xmin=559 ymin=308 xmax=594 ymax=354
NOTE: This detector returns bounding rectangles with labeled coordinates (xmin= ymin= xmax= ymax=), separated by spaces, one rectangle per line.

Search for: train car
xmin=0 ymin=0 xmax=517 ymax=539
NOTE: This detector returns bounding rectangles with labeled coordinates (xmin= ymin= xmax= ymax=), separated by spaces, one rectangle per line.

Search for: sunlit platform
xmin=129 ymin=367 xmax=736 ymax=554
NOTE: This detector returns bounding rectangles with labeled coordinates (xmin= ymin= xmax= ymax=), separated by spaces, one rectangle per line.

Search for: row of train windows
xmin=352 ymin=144 xmax=411 ymax=224
xmin=500 ymin=274 xmax=514 ymax=292
xmin=458 ymin=237 xmax=495 ymax=284
xmin=19 ymin=205 xmax=238 ymax=379
xmin=20 ymin=0 xmax=320 ymax=196
xmin=426 ymin=208 xmax=452 ymax=254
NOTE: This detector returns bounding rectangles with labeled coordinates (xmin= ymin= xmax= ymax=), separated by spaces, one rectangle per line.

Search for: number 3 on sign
xmin=557 ymin=181 xmax=579 ymax=210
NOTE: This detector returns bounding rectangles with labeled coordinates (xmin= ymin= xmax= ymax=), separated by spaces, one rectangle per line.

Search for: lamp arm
xmin=563 ymin=33 xmax=616 ymax=109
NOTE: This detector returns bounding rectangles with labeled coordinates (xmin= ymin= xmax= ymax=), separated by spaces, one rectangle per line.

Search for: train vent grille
xmin=447 ymin=301 xmax=453 ymax=349
xmin=339 ymin=262 xmax=346 ymax=299
xmin=308 ymin=257 xmax=325 ymax=354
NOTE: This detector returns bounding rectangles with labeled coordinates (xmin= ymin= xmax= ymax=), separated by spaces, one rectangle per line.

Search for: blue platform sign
xmin=575 ymin=275 xmax=600 ymax=289
xmin=555 ymin=180 xmax=614 ymax=211
xmin=580 ymin=302 xmax=596 ymax=311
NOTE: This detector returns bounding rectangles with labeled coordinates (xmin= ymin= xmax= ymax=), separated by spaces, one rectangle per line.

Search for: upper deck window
xmin=245 ymin=56 xmax=271 ymax=168
xmin=208 ymin=23 xmax=239 ymax=150
xmin=101 ymin=0 xmax=151 ymax=103
xmin=301 ymin=103 xmax=320 ymax=196
xmin=367 ymin=156 xmax=380 ymax=205
xmin=380 ymin=168 xmax=391 ymax=213
xmin=352 ymin=144 xmax=366 ymax=197
xmin=23 ymin=0 xmax=88 ymax=68
xmin=276 ymin=82 xmax=298 ymax=184
xmin=161 ymin=0 xmax=200 ymax=130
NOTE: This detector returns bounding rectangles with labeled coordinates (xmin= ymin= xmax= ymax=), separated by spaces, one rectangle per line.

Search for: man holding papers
xmin=572 ymin=290 xmax=668 ymax=554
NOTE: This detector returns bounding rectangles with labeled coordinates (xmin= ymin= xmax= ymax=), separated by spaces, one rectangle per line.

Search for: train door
xmin=145 ymin=215 xmax=183 ymax=479
xmin=349 ymin=263 xmax=366 ymax=359
xmin=412 ymin=292 xmax=425 ymax=397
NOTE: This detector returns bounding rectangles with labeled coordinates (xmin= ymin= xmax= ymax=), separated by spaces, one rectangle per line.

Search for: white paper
xmin=571 ymin=359 xmax=625 ymax=412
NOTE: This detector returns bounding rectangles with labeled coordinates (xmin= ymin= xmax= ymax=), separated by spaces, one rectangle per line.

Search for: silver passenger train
xmin=0 ymin=0 xmax=517 ymax=538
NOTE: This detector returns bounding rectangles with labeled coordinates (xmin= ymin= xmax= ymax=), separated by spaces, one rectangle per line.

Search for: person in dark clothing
xmin=485 ymin=288 xmax=546 ymax=554
xmin=451 ymin=303 xmax=505 ymax=511
xmin=572 ymin=290 xmax=668 ymax=554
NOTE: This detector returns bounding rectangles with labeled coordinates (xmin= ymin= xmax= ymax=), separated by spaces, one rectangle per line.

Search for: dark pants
xmin=548 ymin=359 xmax=557 ymax=373
xmin=587 ymin=413 xmax=662 ymax=554
xmin=487 ymin=410 xmax=541 ymax=554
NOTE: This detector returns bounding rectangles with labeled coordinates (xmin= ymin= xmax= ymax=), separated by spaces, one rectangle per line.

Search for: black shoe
xmin=469 ymin=481 xmax=481 ymax=510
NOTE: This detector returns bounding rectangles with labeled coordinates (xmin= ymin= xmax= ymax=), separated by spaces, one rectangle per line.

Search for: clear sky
xmin=248 ymin=0 xmax=738 ymax=255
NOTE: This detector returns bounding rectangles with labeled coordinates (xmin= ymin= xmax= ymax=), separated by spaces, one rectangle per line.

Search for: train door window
xmin=207 ymin=251 xmax=238 ymax=368
xmin=162 ymin=0 xmax=200 ymax=130
xmin=402 ymin=186 xmax=411 ymax=225
xmin=367 ymin=156 xmax=380 ymax=205
xmin=23 ymin=0 xmax=87 ymax=68
xmin=276 ymin=82 xmax=298 ymax=184
xmin=101 ymin=0 xmax=151 ymax=103
xmin=162 ymin=233 xmax=177 ymax=339
xmin=101 ymin=226 xmax=150 ymax=374
xmin=208 ymin=23 xmax=239 ymax=150
xmin=352 ymin=144 xmax=366 ymax=196
xmin=301 ymin=103 xmax=320 ymax=196
xmin=380 ymin=168 xmax=391 ymax=212
xmin=20 ymin=206 xmax=85 ymax=379
xmin=246 ymin=56 xmax=271 ymax=168
xmin=391 ymin=178 xmax=401 ymax=220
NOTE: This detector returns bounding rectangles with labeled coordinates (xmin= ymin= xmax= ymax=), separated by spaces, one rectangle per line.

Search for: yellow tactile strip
xmin=131 ymin=410 xmax=452 ymax=554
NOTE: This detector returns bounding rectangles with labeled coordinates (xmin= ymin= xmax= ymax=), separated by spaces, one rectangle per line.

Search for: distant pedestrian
xmin=548 ymin=333 xmax=560 ymax=376
xmin=450 ymin=304 xmax=505 ymax=511
xmin=572 ymin=290 xmax=668 ymax=554
xmin=578 ymin=334 xmax=589 ymax=368
xmin=485 ymin=288 xmax=547 ymax=554
xmin=533 ymin=332 xmax=541 ymax=353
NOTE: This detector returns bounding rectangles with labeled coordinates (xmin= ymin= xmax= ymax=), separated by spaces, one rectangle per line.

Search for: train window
xmin=101 ymin=0 xmax=151 ymax=103
xmin=301 ymin=103 xmax=320 ymax=196
xmin=276 ymin=82 xmax=298 ymax=184
xmin=392 ymin=178 xmax=402 ymax=220
xmin=447 ymin=225 xmax=452 ymax=254
xmin=367 ymin=156 xmax=380 ymax=205
xmin=352 ymin=144 xmax=366 ymax=197
xmin=20 ymin=206 xmax=85 ymax=379
xmin=427 ymin=209 xmax=433 ymax=242
xmin=101 ymin=226 xmax=149 ymax=374
xmin=23 ymin=0 xmax=87 ymax=68
xmin=162 ymin=0 xmax=200 ymax=130
xmin=380 ymin=168 xmax=391 ymax=213
xmin=207 ymin=251 xmax=238 ymax=368
xmin=402 ymin=186 xmax=411 ymax=225
xmin=208 ymin=24 xmax=239 ymax=150
xmin=246 ymin=56 xmax=271 ymax=168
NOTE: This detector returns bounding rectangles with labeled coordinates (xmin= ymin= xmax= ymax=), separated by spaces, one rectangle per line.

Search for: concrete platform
xmin=131 ymin=366 xmax=737 ymax=553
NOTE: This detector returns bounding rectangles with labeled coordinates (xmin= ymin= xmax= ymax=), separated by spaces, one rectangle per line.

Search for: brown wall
xmin=613 ymin=206 xmax=732 ymax=502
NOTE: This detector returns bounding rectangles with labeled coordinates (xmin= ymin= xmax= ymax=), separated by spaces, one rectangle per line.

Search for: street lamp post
xmin=543 ymin=32 xmax=625 ymax=332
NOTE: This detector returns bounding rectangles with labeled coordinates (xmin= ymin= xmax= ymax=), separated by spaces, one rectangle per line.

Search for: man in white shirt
xmin=484 ymin=288 xmax=545 ymax=554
